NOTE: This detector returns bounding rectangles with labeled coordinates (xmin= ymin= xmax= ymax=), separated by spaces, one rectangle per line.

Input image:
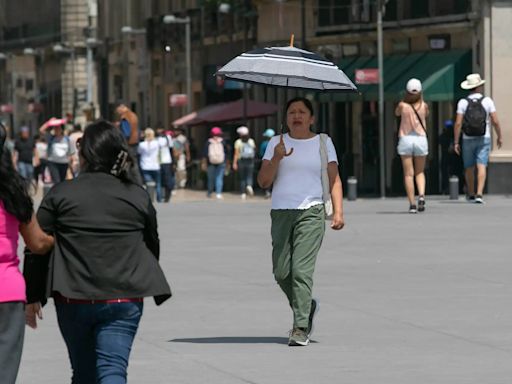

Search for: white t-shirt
xmin=158 ymin=135 xmax=173 ymax=164
xmin=263 ymin=134 xmax=338 ymax=210
xmin=138 ymin=140 xmax=160 ymax=171
xmin=48 ymin=136 xmax=74 ymax=164
xmin=456 ymin=93 xmax=496 ymax=139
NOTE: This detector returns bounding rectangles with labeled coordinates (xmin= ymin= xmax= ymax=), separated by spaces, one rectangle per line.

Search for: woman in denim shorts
xmin=395 ymin=78 xmax=429 ymax=213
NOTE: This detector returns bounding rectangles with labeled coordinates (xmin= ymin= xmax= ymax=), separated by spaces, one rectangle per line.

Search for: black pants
xmin=48 ymin=162 xmax=69 ymax=184
xmin=160 ymin=163 xmax=175 ymax=202
xmin=0 ymin=302 xmax=25 ymax=384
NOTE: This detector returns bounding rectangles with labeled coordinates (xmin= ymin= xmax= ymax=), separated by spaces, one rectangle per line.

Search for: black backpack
xmin=462 ymin=97 xmax=487 ymax=136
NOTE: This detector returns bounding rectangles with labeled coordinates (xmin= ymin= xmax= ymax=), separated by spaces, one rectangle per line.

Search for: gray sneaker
xmin=288 ymin=327 xmax=309 ymax=346
xmin=307 ymin=299 xmax=320 ymax=337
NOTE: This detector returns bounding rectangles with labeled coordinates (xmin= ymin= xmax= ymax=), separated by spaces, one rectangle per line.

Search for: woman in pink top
xmin=395 ymin=78 xmax=429 ymax=213
xmin=0 ymin=123 xmax=54 ymax=384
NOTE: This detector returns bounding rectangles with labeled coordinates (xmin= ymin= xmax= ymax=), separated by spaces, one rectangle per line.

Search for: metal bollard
xmin=347 ymin=177 xmax=357 ymax=201
xmin=42 ymin=183 xmax=53 ymax=197
xmin=146 ymin=181 xmax=156 ymax=202
xmin=449 ymin=175 xmax=459 ymax=200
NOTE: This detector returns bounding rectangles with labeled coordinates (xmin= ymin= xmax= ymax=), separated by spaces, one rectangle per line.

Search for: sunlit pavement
xmin=18 ymin=194 xmax=512 ymax=384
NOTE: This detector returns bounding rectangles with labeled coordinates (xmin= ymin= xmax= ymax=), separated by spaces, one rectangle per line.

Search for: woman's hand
xmin=25 ymin=302 xmax=43 ymax=329
xmin=330 ymin=212 xmax=344 ymax=230
xmin=273 ymin=134 xmax=293 ymax=160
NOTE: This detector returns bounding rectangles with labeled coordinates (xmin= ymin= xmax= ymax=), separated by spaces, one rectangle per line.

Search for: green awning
xmin=320 ymin=49 xmax=471 ymax=102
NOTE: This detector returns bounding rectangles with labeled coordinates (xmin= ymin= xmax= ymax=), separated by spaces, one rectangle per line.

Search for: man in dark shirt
xmin=14 ymin=126 xmax=38 ymax=182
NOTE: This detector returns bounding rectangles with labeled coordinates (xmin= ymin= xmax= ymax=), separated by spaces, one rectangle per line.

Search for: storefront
xmin=318 ymin=49 xmax=472 ymax=196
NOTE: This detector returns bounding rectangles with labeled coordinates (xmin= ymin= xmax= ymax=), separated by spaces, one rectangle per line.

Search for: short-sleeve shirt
xmin=263 ymin=134 xmax=338 ymax=210
xmin=0 ymin=201 xmax=25 ymax=303
xmin=14 ymin=138 xmax=35 ymax=163
xmin=456 ymin=93 xmax=496 ymax=139
xmin=138 ymin=139 xmax=161 ymax=171
xmin=48 ymin=136 xmax=75 ymax=164
xmin=158 ymin=135 xmax=173 ymax=164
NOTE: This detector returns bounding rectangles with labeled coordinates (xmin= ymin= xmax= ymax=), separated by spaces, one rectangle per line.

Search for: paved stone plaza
xmin=17 ymin=193 xmax=512 ymax=384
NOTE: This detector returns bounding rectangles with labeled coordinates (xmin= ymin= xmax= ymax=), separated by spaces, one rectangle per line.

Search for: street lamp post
xmin=377 ymin=0 xmax=387 ymax=198
xmin=163 ymin=15 xmax=192 ymax=114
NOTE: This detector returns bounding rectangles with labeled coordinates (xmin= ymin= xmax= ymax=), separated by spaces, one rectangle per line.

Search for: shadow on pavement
xmin=169 ymin=336 xmax=289 ymax=344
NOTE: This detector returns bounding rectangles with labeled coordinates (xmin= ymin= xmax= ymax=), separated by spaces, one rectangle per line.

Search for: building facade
xmin=0 ymin=0 xmax=100 ymax=133
xmin=256 ymin=0 xmax=511 ymax=194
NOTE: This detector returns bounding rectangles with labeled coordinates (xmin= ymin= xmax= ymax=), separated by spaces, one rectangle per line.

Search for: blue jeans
xmin=142 ymin=170 xmax=162 ymax=202
xmin=207 ymin=163 xmax=225 ymax=196
xmin=237 ymin=159 xmax=254 ymax=193
xmin=56 ymin=301 xmax=143 ymax=384
xmin=17 ymin=161 xmax=34 ymax=181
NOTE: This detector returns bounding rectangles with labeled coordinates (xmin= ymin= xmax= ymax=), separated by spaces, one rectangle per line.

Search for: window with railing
xmin=316 ymin=0 xmax=471 ymax=29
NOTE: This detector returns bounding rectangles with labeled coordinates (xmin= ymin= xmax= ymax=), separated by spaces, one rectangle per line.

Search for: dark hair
xmin=0 ymin=123 xmax=33 ymax=223
xmin=79 ymin=120 xmax=138 ymax=184
xmin=285 ymin=97 xmax=315 ymax=116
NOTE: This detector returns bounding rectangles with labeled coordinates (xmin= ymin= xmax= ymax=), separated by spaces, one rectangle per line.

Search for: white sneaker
xmin=475 ymin=195 xmax=485 ymax=204
xmin=216 ymin=194 xmax=223 ymax=200
xmin=241 ymin=193 xmax=247 ymax=200
xmin=246 ymin=185 xmax=254 ymax=196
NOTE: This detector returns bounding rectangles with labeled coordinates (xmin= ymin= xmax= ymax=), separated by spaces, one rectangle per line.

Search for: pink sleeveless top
xmin=0 ymin=201 xmax=25 ymax=303
xmin=398 ymin=102 xmax=427 ymax=137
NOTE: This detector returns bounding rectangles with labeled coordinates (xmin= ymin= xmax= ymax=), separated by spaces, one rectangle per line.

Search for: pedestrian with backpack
xmin=395 ymin=78 xmax=429 ymax=213
xmin=201 ymin=127 xmax=230 ymax=199
xmin=39 ymin=118 xmax=74 ymax=184
xmin=453 ymin=74 xmax=503 ymax=203
xmin=232 ymin=126 xmax=256 ymax=199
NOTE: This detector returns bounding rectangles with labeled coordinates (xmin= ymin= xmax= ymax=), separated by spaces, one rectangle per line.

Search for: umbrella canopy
xmin=172 ymin=99 xmax=278 ymax=127
xmin=216 ymin=46 xmax=357 ymax=92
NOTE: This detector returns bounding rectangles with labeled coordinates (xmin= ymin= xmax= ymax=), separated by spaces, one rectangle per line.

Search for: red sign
xmin=169 ymin=94 xmax=188 ymax=107
xmin=355 ymin=68 xmax=379 ymax=84
xmin=0 ymin=104 xmax=13 ymax=113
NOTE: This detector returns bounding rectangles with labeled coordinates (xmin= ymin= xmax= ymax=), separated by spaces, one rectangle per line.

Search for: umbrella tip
xmin=290 ymin=34 xmax=294 ymax=47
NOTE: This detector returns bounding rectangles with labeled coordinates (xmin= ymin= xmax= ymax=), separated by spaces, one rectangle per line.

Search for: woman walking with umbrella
xmin=257 ymin=97 xmax=344 ymax=346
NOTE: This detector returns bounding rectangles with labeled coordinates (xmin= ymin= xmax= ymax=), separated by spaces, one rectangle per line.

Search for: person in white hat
xmin=233 ymin=126 xmax=257 ymax=199
xmin=394 ymin=78 xmax=429 ymax=213
xmin=453 ymin=73 xmax=503 ymax=203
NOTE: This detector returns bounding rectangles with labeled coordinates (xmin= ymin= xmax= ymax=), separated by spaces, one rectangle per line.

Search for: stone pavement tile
xmin=17 ymin=196 xmax=512 ymax=384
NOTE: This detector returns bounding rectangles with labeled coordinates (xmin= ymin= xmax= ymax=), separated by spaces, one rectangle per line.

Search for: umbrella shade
xmin=172 ymin=99 xmax=278 ymax=127
xmin=217 ymin=46 xmax=357 ymax=92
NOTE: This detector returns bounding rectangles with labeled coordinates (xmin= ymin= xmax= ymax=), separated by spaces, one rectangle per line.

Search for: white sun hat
xmin=406 ymin=78 xmax=422 ymax=94
xmin=460 ymin=73 xmax=485 ymax=90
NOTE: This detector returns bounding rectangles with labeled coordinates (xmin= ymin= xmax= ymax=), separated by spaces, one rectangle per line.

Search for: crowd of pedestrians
xmin=0 ymin=71 xmax=506 ymax=382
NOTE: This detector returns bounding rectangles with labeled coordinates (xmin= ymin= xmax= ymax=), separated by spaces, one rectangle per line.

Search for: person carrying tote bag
xmin=258 ymin=97 xmax=344 ymax=347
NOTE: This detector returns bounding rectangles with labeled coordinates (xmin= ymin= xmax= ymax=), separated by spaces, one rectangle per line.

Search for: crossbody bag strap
xmin=410 ymin=102 xmax=427 ymax=135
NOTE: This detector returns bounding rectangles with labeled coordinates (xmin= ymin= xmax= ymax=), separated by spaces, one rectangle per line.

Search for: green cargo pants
xmin=270 ymin=204 xmax=325 ymax=328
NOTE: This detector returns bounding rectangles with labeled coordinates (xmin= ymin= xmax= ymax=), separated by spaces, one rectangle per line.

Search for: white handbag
xmin=319 ymin=133 xmax=333 ymax=219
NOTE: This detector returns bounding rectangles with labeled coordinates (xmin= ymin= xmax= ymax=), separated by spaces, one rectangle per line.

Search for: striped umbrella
xmin=216 ymin=45 xmax=357 ymax=92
